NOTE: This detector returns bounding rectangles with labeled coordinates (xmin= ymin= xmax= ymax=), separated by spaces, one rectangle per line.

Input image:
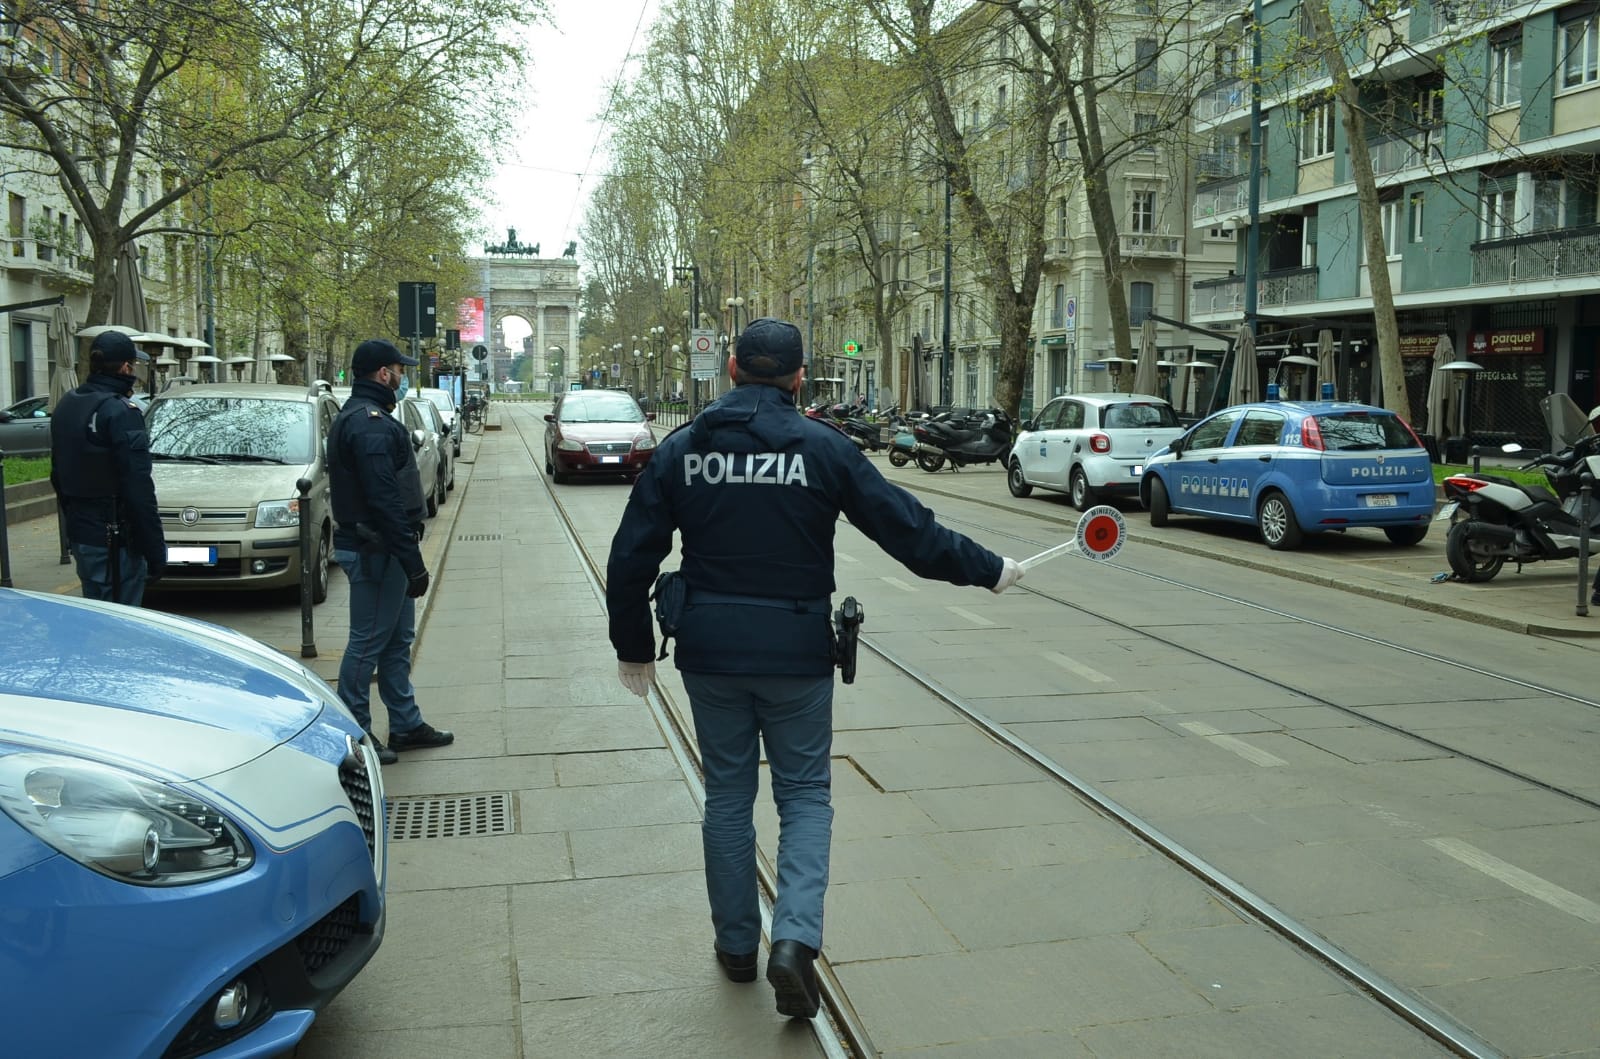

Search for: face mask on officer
xmin=386 ymin=364 xmax=409 ymax=402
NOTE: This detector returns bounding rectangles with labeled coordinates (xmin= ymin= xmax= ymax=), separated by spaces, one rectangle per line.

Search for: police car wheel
xmin=1258 ymin=492 xmax=1304 ymax=550
xmin=1148 ymin=476 xmax=1171 ymax=527
xmin=1383 ymin=525 xmax=1428 ymax=547
xmin=1007 ymin=459 xmax=1033 ymax=498
xmin=1070 ymin=468 xmax=1096 ymax=511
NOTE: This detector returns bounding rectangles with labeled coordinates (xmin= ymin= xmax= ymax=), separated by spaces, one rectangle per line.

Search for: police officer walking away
xmin=50 ymin=330 xmax=165 ymax=605
xmin=329 ymin=339 xmax=454 ymax=766
xmin=605 ymin=318 xmax=1022 ymax=1019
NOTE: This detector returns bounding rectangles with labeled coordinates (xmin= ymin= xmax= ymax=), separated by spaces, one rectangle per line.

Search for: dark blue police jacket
xmin=606 ymin=383 xmax=1002 ymax=676
xmin=49 ymin=371 xmax=164 ymax=565
xmin=328 ymin=378 xmax=427 ymax=577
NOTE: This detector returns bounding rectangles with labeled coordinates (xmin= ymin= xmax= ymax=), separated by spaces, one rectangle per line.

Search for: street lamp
xmin=725 ymin=296 xmax=746 ymax=341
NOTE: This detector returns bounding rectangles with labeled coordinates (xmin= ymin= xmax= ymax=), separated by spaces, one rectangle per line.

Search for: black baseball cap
xmin=734 ymin=318 xmax=805 ymax=378
xmin=89 ymin=331 xmax=148 ymax=363
xmin=351 ymin=338 xmax=419 ymax=376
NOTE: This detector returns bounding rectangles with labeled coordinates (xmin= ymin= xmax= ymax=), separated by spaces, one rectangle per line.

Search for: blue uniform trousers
xmin=334 ymin=549 xmax=423 ymax=737
xmin=681 ymin=671 xmax=834 ymax=955
xmin=70 ymin=542 xmax=147 ymax=607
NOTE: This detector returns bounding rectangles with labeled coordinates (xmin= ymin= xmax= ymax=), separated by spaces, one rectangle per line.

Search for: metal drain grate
xmin=457 ymin=533 xmax=503 ymax=541
xmin=385 ymin=793 xmax=514 ymax=840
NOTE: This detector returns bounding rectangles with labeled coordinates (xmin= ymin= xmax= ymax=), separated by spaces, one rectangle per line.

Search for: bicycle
xmin=463 ymin=398 xmax=485 ymax=433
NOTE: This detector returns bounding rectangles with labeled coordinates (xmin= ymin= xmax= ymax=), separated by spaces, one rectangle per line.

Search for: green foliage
xmin=3 ymin=456 xmax=49 ymax=487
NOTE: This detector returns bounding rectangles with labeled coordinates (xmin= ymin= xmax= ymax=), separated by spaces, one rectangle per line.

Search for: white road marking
xmin=1426 ymin=837 xmax=1600 ymax=924
xmin=1180 ymin=721 xmax=1289 ymax=767
xmin=1044 ymin=651 xmax=1112 ymax=683
xmin=880 ymin=576 xmax=916 ymax=592
xmin=946 ymin=605 xmax=994 ymax=627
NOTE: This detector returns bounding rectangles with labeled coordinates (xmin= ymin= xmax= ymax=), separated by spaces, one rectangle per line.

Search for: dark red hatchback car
xmin=543 ymin=389 xmax=657 ymax=483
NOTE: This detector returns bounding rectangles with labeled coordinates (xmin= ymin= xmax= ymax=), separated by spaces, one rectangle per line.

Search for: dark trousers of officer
xmin=681 ymin=672 xmax=834 ymax=956
xmin=70 ymin=542 xmax=148 ymax=607
xmin=334 ymin=548 xmax=424 ymax=738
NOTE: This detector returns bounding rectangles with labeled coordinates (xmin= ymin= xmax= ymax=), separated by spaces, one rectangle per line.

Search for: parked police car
xmin=1139 ymin=400 xmax=1435 ymax=550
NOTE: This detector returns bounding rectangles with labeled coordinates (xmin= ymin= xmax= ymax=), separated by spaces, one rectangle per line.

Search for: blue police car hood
xmin=688 ymin=384 xmax=804 ymax=451
xmin=0 ymin=590 xmax=335 ymax=780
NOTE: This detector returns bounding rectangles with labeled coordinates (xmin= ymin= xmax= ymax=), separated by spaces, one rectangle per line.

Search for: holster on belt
xmin=352 ymin=522 xmax=387 ymax=552
xmin=832 ymin=596 xmax=864 ymax=684
xmin=650 ymin=571 xmax=686 ymax=661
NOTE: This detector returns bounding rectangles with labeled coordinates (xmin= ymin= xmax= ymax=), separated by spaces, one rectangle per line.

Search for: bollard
xmin=1471 ymin=444 xmax=1482 ymax=474
xmin=1578 ymin=473 xmax=1593 ymax=619
xmin=0 ymin=449 xmax=12 ymax=588
xmin=296 ymin=477 xmax=317 ymax=658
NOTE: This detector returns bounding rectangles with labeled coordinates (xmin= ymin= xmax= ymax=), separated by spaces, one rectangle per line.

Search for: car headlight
xmin=254 ymin=498 xmax=301 ymax=529
xmin=556 ymin=439 xmax=584 ymax=451
xmin=635 ymin=435 xmax=656 ymax=451
xmin=0 ymin=753 xmax=254 ymax=886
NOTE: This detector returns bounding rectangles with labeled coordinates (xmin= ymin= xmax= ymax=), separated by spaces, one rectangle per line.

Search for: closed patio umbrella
xmin=1131 ymin=318 xmax=1160 ymax=396
xmin=1228 ymin=324 xmax=1259 ymax=406
xmin=1424 ymin=334 xmax=1453 ymax=445
xmin=1316 ymin=329 xmax=1336 ymax=399
xmin=48 ymin=302 xmax=77 ymax=411
xmin=111 ymin=242 xmax=149 ymax=331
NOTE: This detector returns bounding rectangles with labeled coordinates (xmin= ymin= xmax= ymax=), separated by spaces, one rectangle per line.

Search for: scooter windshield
xmin=1541 ymin=393 xmax=1595 ymax=449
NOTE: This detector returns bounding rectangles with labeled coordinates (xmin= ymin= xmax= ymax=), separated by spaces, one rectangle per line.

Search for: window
xmin=1129 ymin=281 xmax=1154 ymax=325
xmin=1056 ymin=197 xmax=1068 ymax=245
xmin=1533 ymin=176 xmax=1566 ymax=231
xmin=1055 ymin=121 xmax=1070 ymax=160
xmin=1215 ymin=44 xmax=1239 ymax=82
xmin=1480 ymin=184 xmax=1518 ymax=240
xmin=1207 ymin=226 xmax=1236 ymax=240
xmin=1059 ymin=401 xmax=1085 ymax=429
xmin=1130 ymin=189 xmax=1156 ymax=233
xmin=997 ymin=85 xmax=1006 ymax=112
xmin=1134 ymin=39 xmax=1158 ymax=91
xmin=1051 ymin=283 xmax=1066 ymax=329
xmin=1302 ymin=209 xmax=1318 ymax=268
xmin=1300 ymin=100 xmax=1336 ymax=160
xmin=1134 ymin=112 xmax=1158 ymax=154
xmin=968 ymin=102 xmax=980 ymax=134
xmin=964 ymin=356 xmax=979 ymax=406
xmin=1378 ymin=198 xmax=1402 ymax=258
xmin=1490 ymin=37 xmax=1522 ymax=106
xmin=8 ymin=192 xmax=23 ymax=257
xmin=1561 ymin=15 xmax=1598 ymax=89
xmin=1408 ymin=192 xmax=1425 ymax=243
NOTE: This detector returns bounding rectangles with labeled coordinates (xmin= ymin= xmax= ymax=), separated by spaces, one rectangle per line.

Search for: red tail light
xmin=1089 ymin=433 xmax=1111 ymax=454
xmin=1443 ymin=475 xmax=1490 ymax=492
xmin=1300 ymin=416 xmax=1325 ymax=451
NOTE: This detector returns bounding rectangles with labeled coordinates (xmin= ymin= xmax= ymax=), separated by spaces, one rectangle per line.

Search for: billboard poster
xmin=456 ymin=297 xmax=485 ymax=344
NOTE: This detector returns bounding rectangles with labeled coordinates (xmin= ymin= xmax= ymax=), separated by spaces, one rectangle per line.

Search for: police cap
xmin=352 ymin=338 xmax=419 ymax=377
xmin=89 ymin=330 xmax=148 ymax=363
xmin=734 ymin=318 xmax=804 ymax=378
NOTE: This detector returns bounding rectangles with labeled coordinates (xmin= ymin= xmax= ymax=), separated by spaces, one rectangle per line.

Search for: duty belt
xmin=685 ymin=589 xmax=830 ymax=614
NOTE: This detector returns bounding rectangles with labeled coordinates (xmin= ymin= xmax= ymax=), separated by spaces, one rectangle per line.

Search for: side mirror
xmin=411 ymin=429 xmax=427 ymax=451
xmin=1021 ymin=419 xmax=1035 ymax=432
xmin=644 ymin=411 xmax=656 ymax=422
xmin=0 ymin=410 xmax=11 ymax=423
xmin=544 ymin=413 xmax=555 ymax=423
xmin=1170 ymin=437 xmax=1186 ymax=458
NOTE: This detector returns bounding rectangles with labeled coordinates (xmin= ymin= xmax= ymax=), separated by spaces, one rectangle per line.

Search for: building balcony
xmin=3 ymin=237 xmax=92 ymax=285
xmin=1198 ymin=79 xmax=1248 ymax=122
xmin=1471 ymin=224 xmax=1600 ymax=285
xmin=1043 ymin=236 xmax=1072 ymax=261
xmin=1120 ymin=231 xmax=1182 ymax=258
xmin=1190 ymin=265 xmax=1319 ymax=316
xmin=1192 ymin=167 xmax=1268 ymax=225
xmin=1361 ymin=129 xmax=1442 ymax=177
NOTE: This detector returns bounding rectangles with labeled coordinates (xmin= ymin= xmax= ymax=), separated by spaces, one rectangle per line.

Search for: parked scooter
xmin=1439 ymin=394 xmax=1600 ymax=583
xmin=912 ymin=408 xmax=1014 ymax=472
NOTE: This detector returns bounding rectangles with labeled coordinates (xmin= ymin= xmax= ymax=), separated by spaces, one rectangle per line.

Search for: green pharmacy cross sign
xmin=842 ymin=340 xmax=860 ymax=357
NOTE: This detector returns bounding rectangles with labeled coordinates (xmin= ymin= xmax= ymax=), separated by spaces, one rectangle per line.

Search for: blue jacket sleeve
xmin=353 ymin=429 xmax=426 ymax=577
xmin=106 ymin=402 xmax=165 ymax=565
xmin=605 ymin=457 xmax=676 ymax=663
xmin=837 ymin=451 xmax=1002 ymax=588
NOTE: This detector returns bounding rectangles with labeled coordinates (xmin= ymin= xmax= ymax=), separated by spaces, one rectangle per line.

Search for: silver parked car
xmin=394 ymin=395 xmax=447 ymax=518
xmin=1008 ymin=392 xmax=1185 ymax=510
xmin=418 ymin=386 xmax=462 ymax=456
xmin=0 ymin=394 xmax=51 ymax=456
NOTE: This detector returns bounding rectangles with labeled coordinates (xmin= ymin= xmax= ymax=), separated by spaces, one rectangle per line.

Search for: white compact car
xmin=1008 ymin=392 xmax=1185 ymax=510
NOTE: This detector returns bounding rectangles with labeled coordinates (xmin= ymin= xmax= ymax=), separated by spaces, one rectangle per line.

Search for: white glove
xmin=990 ymin=557 xmax=1024 ymax=594
xmin=618 ymin=660 xmax=656 ymax=697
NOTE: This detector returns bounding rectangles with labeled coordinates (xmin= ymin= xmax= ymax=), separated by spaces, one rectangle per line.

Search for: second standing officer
xmin=606 ymin=318 xmax=1021 ymax=1019
xmin=50 ymin=330 xmax=165 ymax=605
xmin=328 ymin=338 xmax=454 ymax=766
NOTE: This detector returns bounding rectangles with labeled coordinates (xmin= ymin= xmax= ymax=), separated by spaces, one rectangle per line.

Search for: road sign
xmin=843 ymin=340 xmax=860 ymax=356
xmin=690 ymin=327 xmax=718 ymax=380
xmin=610 ymin=362 xmax=621 ymax=376
xmin=1018 ymin=504 xmax=1125 ymax=571
xmin=1065 ymin=297 xmax=1076 ymax=332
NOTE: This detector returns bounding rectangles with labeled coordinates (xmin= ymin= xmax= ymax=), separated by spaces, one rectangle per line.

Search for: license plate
xmin=600 ymin=456 xmax=623 ymax=464
xmin=1435 ymin=500 xmax=1458 ymax=521
xmin=1364 ymin=494 xmax=1397 ymax=507
xmin=167 ymin=546 xmax=217 ymax=565
xmin=1130 ymin=465 xmax=1143 ymax=477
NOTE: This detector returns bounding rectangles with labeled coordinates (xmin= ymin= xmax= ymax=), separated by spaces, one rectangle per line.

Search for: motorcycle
xmin=1439 ymin=393 xmax=1600 ymax=583
xmin=912 ymin=408 xmax=1014 ymax=472
xmin=827 ymin=399 xmax=883 ymax=453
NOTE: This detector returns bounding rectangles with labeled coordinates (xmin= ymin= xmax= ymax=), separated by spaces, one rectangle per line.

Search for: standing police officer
xmin=328 ymin=338 xmax=454 ymax=766
xmin=606 ymin=318 xmax=1022 ymax=1019
xmin=50 ymin=330 xmax=165 ymax=605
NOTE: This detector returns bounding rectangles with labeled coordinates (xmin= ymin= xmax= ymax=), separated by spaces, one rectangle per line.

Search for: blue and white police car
xmin=0 ymin=588 xmax=387 ymax=1057
xmin=1139 ymin=400 xmax=1436 ymax=549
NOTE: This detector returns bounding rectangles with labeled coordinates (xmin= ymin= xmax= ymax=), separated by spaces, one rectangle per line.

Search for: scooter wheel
xmin=1444 ymin=519 xmax=1505 ymax=582
xmin=916 ymin=452 xmax=946 ymax=473
xmin=889 ymin=449 xmax=910 ymax=467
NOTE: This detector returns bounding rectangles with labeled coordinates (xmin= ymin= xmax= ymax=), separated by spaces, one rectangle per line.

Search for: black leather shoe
xmin=766 ymin=940 xmax=820 ymax=1019
xmin=714 ymin=947 xmax=757 ymax=984
xmin=368 ymin=734 xmax=398 ymax=766
xmin=389 ymin=723 xmax=454 ymax=751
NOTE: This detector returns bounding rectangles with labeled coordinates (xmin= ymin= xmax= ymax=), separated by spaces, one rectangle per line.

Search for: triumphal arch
xmin=475 ymin=229 xmax=580 ymax=388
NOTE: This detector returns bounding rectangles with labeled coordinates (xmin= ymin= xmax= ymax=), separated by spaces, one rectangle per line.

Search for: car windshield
xmin=423 ymin=390 xmax=454 ymax=415
xmin=1313 ymin=412 xmax=1416 ymax=451
xmin=147 ymin=397 xmax=314 ymax=463
xmin=560 ymin=393 xmax=644 ymax=424
xmin=1102 ymin=402 xmax=1179 ymax=429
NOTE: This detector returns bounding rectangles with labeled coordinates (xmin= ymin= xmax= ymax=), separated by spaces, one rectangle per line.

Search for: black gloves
xmin=145 ymin=553 xmax=167 ymax=582
xmin=414 ymin=522 xmax=425 ymax=542
xmin=405 ymin=570 xmax=431 ymax=598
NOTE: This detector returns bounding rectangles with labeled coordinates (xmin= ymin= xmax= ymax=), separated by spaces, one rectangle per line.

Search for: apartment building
xmin=1192 ymin=0 xmax=1599 ymax=445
